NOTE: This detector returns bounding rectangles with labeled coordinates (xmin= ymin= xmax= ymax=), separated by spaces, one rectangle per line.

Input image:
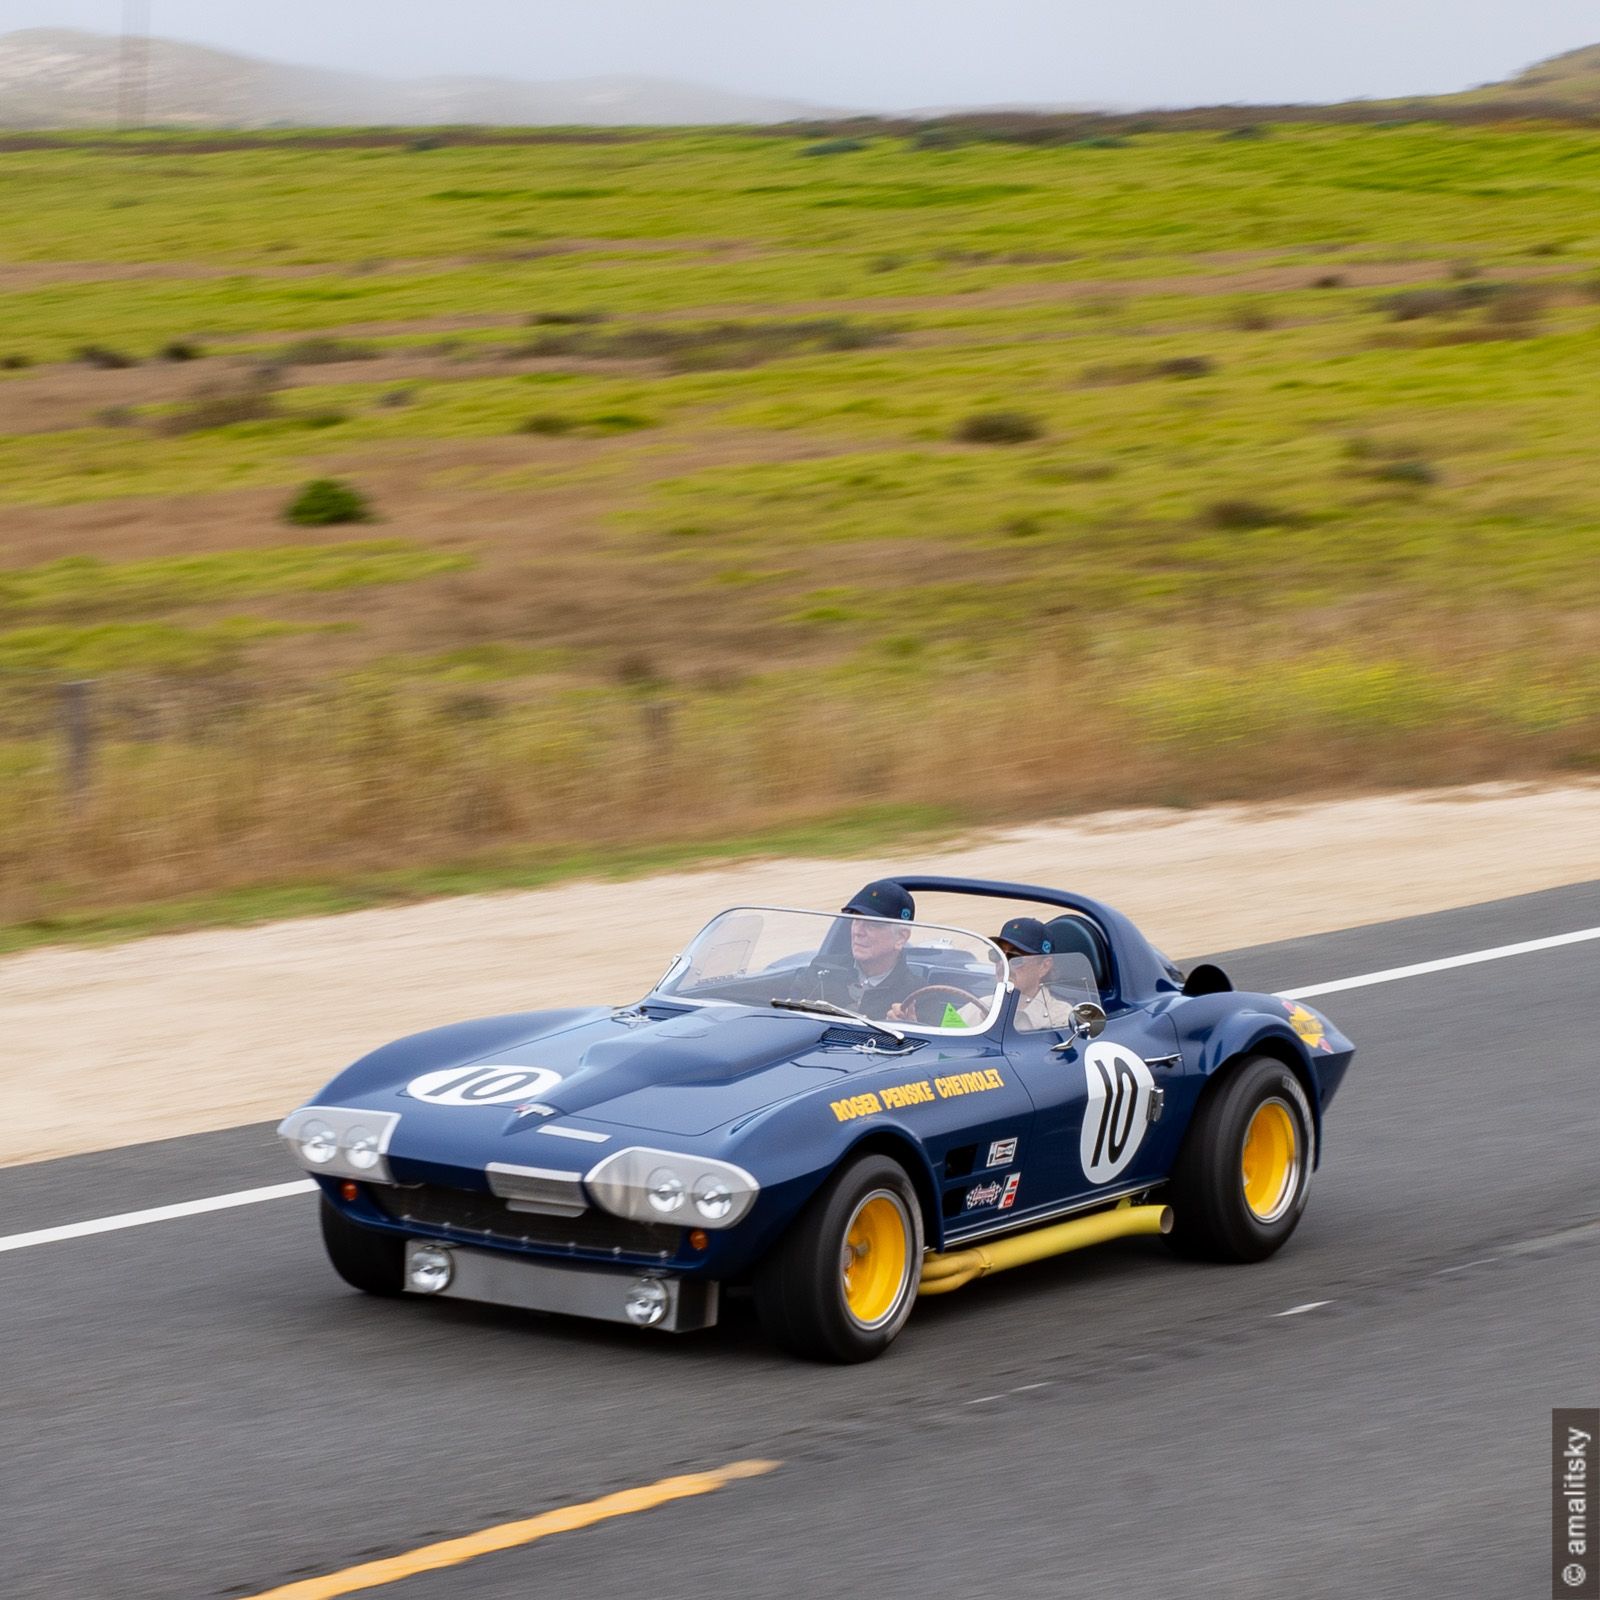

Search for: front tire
xmin=320 ymin=1196 xmax=405 ymax=1296
xmin=1166 ymin=1055 xmax=1314 ymax=1262
xmin=754 ymin=1154 xmax=924 ymax=1363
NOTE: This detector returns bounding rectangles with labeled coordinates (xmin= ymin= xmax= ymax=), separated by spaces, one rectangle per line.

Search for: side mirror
xmin=1070 ymin=1001 xmax=1106 ymax=1040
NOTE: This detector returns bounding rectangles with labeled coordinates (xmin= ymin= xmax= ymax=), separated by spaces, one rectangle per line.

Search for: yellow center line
xmin=240 ymin=1457 xmax=781 ymax=1600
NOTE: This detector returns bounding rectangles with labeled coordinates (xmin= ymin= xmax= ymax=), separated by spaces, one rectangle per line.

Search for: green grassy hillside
xmin=1 ymin=123 xmax=1598 ymax=944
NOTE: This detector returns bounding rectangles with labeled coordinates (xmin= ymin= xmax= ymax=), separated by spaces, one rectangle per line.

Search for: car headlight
xmin=586 ymin=1147 xmax=759 ymax=1230
xmin=342 ymin=1126 xmax=381 ymax=1170
xmin=278 ymin=1106 xmax=400 ymax=1184
xmin=646 ymin=1168 xmax=687 ymax=1214
xmin=297 ymin=1118 xmax=338 ymax=1165
xmin=692 ymin=1177 xmax=734 ymax=1222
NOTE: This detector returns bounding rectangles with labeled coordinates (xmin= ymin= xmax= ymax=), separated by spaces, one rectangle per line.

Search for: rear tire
xmin=320 ymin=1196 xmax=405 ymax=1296
xmin=1165 ymin=1055 xmax=1313 ymax=1263
xmin=754 ymin=1154 xmax=923 ymax=1363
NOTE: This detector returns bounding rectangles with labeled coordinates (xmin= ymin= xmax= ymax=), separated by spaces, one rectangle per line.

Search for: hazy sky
xmin=8 ymin=1 xmax=1600 ymax=110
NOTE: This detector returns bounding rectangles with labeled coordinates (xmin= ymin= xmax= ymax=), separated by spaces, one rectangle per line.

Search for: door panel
xmin=983 ymin=1002 xmax=1182 ymax=1228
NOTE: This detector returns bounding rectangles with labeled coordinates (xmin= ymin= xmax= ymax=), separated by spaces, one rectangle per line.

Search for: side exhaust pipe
xmin=918 ymin=1200 xmax=1173 ymax=1296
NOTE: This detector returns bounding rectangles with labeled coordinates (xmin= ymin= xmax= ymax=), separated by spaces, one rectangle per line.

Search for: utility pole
xmin=117 ymin=0 xmax=151 ymax=130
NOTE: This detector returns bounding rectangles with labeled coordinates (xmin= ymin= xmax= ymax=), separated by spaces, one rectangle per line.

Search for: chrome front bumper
xmin=402 ymin=1240 xmax=719 ymax=1333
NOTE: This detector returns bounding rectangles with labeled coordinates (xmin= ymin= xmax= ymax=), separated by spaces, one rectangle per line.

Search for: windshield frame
xmin=649 ymin=905 xmax=1013 ymax=1036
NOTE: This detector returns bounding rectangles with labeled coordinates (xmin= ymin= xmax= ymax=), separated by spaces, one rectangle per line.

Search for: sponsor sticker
xmin=964 ymin=1180 xmax=1003 ymax=1211
xmin=985 ymin=1136 xmax=1018 ymax=1168
xmin=999 ymin=1172 xmax=1021 ymax=1210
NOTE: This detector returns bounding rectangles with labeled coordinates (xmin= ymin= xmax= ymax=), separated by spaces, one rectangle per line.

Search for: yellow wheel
xmin=754 ymin=1153 xmax=924 ymax=1361
xmin=840 ymin=1191 xmax=913 ymax=1330
xmin=1166 ymin=1056 xmax=1313 ymax=1262
xmin=1240 ymin=1098 xmax=1300 ymax=1223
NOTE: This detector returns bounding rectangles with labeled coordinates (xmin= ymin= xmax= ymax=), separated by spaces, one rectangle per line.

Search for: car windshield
xmin=653 ymin=907 xmax=1008 ymax=1034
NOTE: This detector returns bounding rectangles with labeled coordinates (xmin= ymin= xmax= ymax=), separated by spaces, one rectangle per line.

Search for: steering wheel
xmin=891 ymin=984 xmax=985 ymax=1025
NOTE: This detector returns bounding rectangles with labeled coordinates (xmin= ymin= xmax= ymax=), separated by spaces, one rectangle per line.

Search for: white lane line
xmin=0 ymin=1179 xmax=316 ymax=1255
xmin=1279 ymin=925 xmax=1600 ymax=1001
xmin=1273 ymin=1301 xmax=1331 ymax=1317
xmin=5 ymin=919 xmax=1597 ymax=1256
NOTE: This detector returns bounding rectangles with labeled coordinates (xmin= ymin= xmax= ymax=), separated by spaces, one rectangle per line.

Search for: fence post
xmin=641 ymin=698 xmax=674 ymax=765
xmin=60 ymin=679 xmax=96 ymax=811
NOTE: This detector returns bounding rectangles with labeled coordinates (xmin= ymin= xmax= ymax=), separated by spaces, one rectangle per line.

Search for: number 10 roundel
xmin=1079 ymin=1042 xmax=1157 ymax=1184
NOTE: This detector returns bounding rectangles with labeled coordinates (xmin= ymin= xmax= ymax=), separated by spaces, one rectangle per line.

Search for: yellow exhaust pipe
xmin=917 ymin=1200 xmax=1173 ymax=1296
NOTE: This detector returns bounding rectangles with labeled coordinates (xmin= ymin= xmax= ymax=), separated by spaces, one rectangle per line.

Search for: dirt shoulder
xmin=2 ymin=780 xmax=1595 ymax=1169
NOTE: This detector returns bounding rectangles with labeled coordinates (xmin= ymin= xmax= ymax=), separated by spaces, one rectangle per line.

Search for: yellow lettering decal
xmin=932 ymin=1069 xmax=1006 ymax=1100
xmin=880 ymin=1079 xmax=936 ymax=1110
xmin=830 ymin=1092 xmax=884 ymax=1123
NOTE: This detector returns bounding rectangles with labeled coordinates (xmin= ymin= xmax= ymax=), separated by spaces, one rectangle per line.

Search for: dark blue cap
xmin=996 ymin=916 xmax=1052 ymax=955
xmin=842 ymin=880 xmax=915 ymax=922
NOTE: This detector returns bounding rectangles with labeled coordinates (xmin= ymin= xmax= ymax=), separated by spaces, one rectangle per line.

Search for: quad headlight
xmin=585 ymin=1148 xmax=759 ymax=1231
xmin=278 ymin=1106 xmax=401 ymax=1184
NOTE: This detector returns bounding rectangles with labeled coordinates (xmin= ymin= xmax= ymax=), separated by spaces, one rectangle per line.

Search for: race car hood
xmin=315 ymin=1003 xmax=858 ymax=1150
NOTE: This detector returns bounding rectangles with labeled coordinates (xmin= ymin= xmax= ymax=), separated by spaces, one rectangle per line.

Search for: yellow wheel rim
xmin=1241 ymin=1099 xmax=1300 ymax=1223
xmin=841 ymin=1191 xmax=911 ymax=1329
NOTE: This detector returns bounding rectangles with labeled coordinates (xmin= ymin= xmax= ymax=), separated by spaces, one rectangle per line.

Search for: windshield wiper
xmin=770 ymin=996 xmax=906 ymax=1042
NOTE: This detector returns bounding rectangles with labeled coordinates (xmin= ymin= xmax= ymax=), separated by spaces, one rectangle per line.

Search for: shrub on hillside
xmin=158 ymin=389 xmax=279 ymax=434
xmin=526 ymin=310 xmax=608 ymax=326
xmin=1370 ymin=459 xmax=1439 ymax=486
xmin=77 ymin=344 xmax=138 ymax=369
xmin=283 ymin=479 xmax=373 ymax=526
xmin=1 ymin=353 xmax=33 ymax=370
xmin=1205 ymin=498 xmax=1295 ymax=529
xmin=954 ymin=410 xmax=1045 ymax=444
xmin=159 ymin=339 xmax=204 ymax=362
xmin=280 ymin=337 xmax=380 ymax=365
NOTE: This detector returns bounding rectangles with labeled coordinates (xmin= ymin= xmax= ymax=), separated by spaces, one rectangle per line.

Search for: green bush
xmin=0 ymin=354 xmax=32 ymax=370
xmin=280 ymin=337 xmax=380 ymax=365
xmin=1205 ymin=498 xmax=1295 ymax=529
xmin=1370 ymin=459 xmax=1440 ymax=486
xmin=955 ymin=411 xmax=1045 ymax=444
xmin=159 ymin=339 xmax=204 ymax=362
xmin=283 ymin=479 xmax=373 ymax=526
xmin=77 ymin=344 xmax=138 ymax=369
xmin=158 ymin=390 xmax=279 ymax=434
xmin=800 ymin=138 xmax=867 ymax=156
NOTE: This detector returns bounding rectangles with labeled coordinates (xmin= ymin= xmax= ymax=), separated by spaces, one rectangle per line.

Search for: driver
xmin=821 ymin=880 xmax=924 ymax=1020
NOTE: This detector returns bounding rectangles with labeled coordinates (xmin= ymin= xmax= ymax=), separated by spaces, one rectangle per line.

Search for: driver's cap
xmin=842 ymin=880 xmax=915 ymax=922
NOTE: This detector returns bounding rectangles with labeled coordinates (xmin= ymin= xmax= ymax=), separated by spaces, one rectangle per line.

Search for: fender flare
xmin=1190 ymin=1013 xmax=1324 ymax=1168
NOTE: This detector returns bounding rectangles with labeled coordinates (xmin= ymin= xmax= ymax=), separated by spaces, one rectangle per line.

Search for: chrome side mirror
xmin=1070 ymin=1001 xmax=1107 ymax=1040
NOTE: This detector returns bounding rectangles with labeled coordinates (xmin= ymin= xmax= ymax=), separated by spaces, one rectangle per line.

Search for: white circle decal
xmin=405 ymin=1064 xmax=563 ymax=1106
xmin=1079 ymin=1042 xmax=1156 ymax=1184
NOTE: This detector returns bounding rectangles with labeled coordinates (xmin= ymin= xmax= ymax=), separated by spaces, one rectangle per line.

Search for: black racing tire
xmin=753 ymin=1153 xmax=924 ymax=1363
xmin=1165 ymin=1054 xmax=1314 ymax=1263
xmin=320 ymin=1196 xmax=405 ymax=1296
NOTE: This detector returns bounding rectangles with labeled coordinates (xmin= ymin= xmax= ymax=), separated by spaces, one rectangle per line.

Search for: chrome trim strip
xmin=941 ymin=1179 xmax=1165 ymax=1245
xmin=486 ymin=1162 xmax=584 ymax=1183
xmin=535 ymin=1125 xmax=611 ymax=1143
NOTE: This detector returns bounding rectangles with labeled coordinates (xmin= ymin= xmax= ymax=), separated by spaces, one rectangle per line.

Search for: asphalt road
xmin=2 ymin=881 xmax=1596 ymax=1600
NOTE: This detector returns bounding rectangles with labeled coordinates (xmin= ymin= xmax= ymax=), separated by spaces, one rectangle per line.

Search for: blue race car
xmin=280 ymin=877 xmax=1354 ymax=1363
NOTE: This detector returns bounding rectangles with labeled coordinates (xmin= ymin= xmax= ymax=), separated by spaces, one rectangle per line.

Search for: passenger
xmin=997 ymin=916 xmax=1078 ymax=1032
